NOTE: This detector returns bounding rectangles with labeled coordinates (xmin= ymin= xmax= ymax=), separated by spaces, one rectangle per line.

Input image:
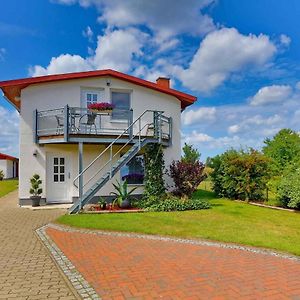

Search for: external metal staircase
xmin=68 ymin=110 xmax=171 ymax=214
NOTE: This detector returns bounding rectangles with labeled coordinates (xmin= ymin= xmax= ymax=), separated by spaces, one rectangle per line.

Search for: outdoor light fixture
xmin=33 ymin=150 xmax=38 ymax=157
xmin=106 ymin=78 xmax=111 ymax=86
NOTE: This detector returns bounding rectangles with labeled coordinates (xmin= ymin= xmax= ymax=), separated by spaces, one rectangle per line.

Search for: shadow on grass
xmin=193 ymin=188 xmax=216 ymax=200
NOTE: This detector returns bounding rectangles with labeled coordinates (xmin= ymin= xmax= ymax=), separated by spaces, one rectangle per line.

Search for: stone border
xmin=36 ymin=225 xmax=100 ymax=300
xmin=48 ymin=223 xmax=300 ymax=262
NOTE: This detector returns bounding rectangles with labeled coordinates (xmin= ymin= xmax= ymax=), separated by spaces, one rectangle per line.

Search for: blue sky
xmin=1 ymin=0 xmax=300 ymax=159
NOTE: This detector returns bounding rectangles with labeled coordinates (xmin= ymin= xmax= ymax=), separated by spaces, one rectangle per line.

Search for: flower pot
xmin=31 ymin=196 xmax=41 ymax=207
xmin=101 ymin=109 xmax=113 ymax=114
xmin=120 ymin=199 xmax=131 ymax=209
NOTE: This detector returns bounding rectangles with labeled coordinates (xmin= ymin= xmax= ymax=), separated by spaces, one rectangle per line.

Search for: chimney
xmin=156 ymin=77 xmax=170 ymax=89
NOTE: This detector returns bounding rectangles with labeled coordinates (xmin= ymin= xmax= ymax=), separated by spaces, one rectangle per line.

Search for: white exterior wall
xmin=0 ymin=160 xmax=15 ymax=179
xmin=19 ymin=76 xmax=181 ymax=201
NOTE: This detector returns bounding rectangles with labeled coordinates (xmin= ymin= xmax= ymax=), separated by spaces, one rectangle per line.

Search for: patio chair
xmin=79 ymin=113 xmax=98 ymax=134
xmin=55 ymin=115 xmax=64 ymax=135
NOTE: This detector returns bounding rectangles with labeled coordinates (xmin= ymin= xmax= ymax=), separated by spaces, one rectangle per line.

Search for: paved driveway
xmin=46 ymin=225 xmax=300 ymax=300
xmin=0 ymin=191 xmax=76 ymax=300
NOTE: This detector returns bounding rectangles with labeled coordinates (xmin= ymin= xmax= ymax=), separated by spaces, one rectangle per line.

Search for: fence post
xmin=63 ymin=105 xmax=69 ymax=142
xmin=78 ymin=142 xmax=83 ymax=211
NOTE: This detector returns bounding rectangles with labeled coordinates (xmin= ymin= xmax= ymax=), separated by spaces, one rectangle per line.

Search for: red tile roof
xmin=0 ymin=69 xmax=197 ymax=110
xmin=0 ymin=153 xmax=18 ymax=161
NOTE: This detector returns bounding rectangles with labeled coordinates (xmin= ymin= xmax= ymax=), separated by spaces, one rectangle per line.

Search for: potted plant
xmin=98 ymin=197 xmax=107 ymax=210
xmin=29 ymin=174 xmax=42 ymax=207
xmin=0 ymin=170 xmax=4 ymax=181
xmin=111 ymin=180 xmax=138 ymax=209
xmin=88 ymin=102 xmax=114 ymax=114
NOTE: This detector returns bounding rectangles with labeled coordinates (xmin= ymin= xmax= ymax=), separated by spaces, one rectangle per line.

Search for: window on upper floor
xmin=81 ymin=89 xmax=105 ymax=108
xmin=111 ymin=91 xmax=131 ymax=120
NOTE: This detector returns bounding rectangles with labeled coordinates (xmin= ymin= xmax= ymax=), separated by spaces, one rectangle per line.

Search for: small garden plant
xmin=0 ymin=170 xmax=4 ymax=181
xmin=111 ymin=180 xmax=138 ymax=209
xmin=29 ymin=174 xmax=43 ymax=196
xmin=138 ymin=143 xmax=210 ymax=212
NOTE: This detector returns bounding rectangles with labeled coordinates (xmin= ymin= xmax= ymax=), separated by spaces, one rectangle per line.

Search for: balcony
xmin=34 ymin=106 xmax=172 ymax=145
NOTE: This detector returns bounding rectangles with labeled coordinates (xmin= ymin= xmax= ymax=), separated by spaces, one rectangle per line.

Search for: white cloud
xmin=0 ymin=107 xmax=19 ymax=157
xmin=173 ymin=28 xmax=277 ymax=92
xmin=280 ymin=34 xmax=291 ymax=47
xmin=185 ymin=130 xmax=214 ymax=143
xmin=29 ymin=28 xmax=145 ymax=76
xmin=82 ymin=26 xmax=94 ymax=42
xmin=182 ymin=107 xmax=216 ymax=125
xmin=90 ymin=28 xmax=145 ymax=72
xmin=0 ymin=48 xmax=6 ymax=61
xmin=249 ymin=85 xmax=292 ymax=106
xmin=54 ymin=0 xmax=216 ymax=40
xmin=29 ymin=54 xmax=91 ymax=76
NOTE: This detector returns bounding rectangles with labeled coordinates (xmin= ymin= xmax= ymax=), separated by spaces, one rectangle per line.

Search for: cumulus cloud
xmin=0 ymin=107 xmax=19 ymax=156
xmin=173 ymin=28 xmax=277 ymax=92
xmin=29 ymin=28 xmax=145 ymax=76
xmin=249 ymin=85 xmax=292 ymax=106
xmin=182 ymin=107 xmax=216 ymax=125
xmin=54 ymin=0 xmax=216 ymax=40
xmin=29 ymin=54 xmax=91 ymax=76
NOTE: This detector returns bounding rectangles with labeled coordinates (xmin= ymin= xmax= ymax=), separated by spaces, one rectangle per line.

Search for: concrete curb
xmin=36 ymin=225 xmax=100 ymax=300
xmin=50 ymin=223 xmax=300 ymax=262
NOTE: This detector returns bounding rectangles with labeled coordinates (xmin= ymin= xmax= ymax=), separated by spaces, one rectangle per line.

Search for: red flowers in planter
xmin=88 ymin=102 xmax=114 ymax=111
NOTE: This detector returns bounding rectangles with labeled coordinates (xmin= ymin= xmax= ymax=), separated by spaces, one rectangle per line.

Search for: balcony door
xmin=46 ymin=154 xmax=72 ymax=203
xmin=81 ymin=89 xmax=105 ymax=109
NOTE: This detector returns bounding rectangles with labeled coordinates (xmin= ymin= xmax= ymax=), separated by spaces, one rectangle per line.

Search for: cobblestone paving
xmin=46 ymin=224 xmax=300 ymax=300
xmin=0 ymin=191 xmax=77 ymax=300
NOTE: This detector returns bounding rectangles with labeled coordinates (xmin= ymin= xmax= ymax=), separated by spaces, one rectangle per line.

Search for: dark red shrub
xmin=169 ymin=161 xmax=206 ymax=197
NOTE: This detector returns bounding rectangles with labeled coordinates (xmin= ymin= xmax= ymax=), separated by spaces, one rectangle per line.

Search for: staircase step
xmin=69 ymin=138 xmax=149 ymax=214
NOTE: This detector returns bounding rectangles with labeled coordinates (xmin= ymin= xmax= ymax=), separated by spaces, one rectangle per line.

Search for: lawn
xmin=57 ymin=186 xmax=300 ymax=256
xmin=0 ymin=179 xmax=18 ymax=198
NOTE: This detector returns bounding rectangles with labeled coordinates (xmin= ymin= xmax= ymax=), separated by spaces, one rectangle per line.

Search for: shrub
xmin=0 ymin=170 xmax=4 ymax=181
xmin=137 ymin=195 xmax=210 ymax=212
xmin=210 ymin=149 xmax=270 ymax=201
xmin=169 ymin=160 xmax=206 ymax=197
xmin=182 ymin=143 xmax=201 ymax=164
xmin=263 ymin=129 xmax=300 ymax=172
xmin=144 ymin=143 xmax=166 ymax=197
xmin=277 ymin=162 xmax=300 ymax=209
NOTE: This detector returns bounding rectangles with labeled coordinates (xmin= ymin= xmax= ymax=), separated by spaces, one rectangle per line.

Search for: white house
xmin=0 ymin=153 xmax=18 ymax=179
xmin=0 ymin=69 xmax=196 ymax=212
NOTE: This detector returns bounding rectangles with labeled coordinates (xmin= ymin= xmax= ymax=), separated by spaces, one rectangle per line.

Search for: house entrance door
xmin=46 ymin=154 xmax=72 ymax=203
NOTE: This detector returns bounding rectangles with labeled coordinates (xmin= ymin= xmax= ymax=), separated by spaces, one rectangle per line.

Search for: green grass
xmin=57 ymin=183 xmax=300 ymax=256
xmin=0 ymin=179 xmax=18 ymax=197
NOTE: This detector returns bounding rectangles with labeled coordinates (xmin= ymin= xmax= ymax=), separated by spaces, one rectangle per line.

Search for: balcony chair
xmin=55 ymin=115 xmax=64 ymax=135
xmin=79 ymin=113 xmax=98 ymax=134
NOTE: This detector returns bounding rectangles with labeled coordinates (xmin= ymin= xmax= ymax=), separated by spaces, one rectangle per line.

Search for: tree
xmin=210 ymin=149 xmax=270 ymax=201
xmin=182 ymin=143 xmax=200 ymax=164
xmin=263 ymin=129 xmax=300 ymax=172
xmin=169 ymin=160 xmax=206 ymax=197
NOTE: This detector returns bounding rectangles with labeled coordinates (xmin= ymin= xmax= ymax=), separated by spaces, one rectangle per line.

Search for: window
xmin=53 ymin=157 xmax=65 ymax=183
xmin=111 ymin=91 xmax=130 ymax=120
xmin=86 ymin=93 xmax=98 ymax=106
xmin=81 ymin=89 xmax=104 ymax=108
xmin=121 ymin=155 xmax=144 ymax=185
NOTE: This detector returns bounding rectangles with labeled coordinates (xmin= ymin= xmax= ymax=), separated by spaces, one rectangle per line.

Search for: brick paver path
xmin=47 ymin=227 xmax=300 ymax=300
xmin=0 ymin=191 xmax=76 ymax=299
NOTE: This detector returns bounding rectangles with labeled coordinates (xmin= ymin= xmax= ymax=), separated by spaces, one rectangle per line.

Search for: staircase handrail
xmin=73 ymin=110 xmax=164 ymax=188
